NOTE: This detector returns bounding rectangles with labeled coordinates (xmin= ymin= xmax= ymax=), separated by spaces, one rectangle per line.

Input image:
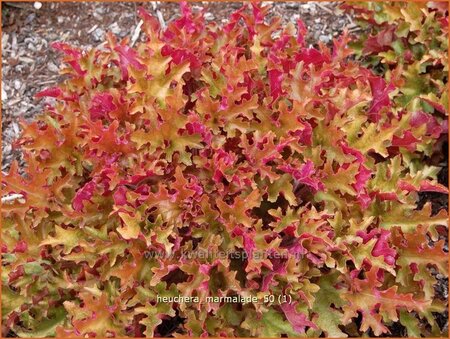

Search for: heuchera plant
xmin=341 ymin=1 xmax=448 ymax=118
xmin=1 ymin=2 xmax=448 ymax=337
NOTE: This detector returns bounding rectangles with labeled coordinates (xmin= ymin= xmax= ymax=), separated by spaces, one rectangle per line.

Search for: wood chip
xmin=315 ymin=3 xmax=334 ymax=15
xmin=87 ymin=24 xmax=98 ymax=34
xmin=130 ymin=20 xmax=143 ymax=47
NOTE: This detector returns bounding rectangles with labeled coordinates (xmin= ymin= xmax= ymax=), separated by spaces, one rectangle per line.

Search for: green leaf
xmin=380 ymin=203 xmax=447 ymax=232
xmin=399 ymin=310 xmax=421 ymax=337
xmin=268 ymin=174 xmax=297 ymax=206
xmin=312 ymin=272 xmax=347 ymax=337
xmin=23 ymin=261 xmax=44 ymax=275
xmin=2 ymin=286 xmax=26 ymax=316
xmin=15 ymin=307 xmax=67 ymax=338
xmin=117 ymin=211 xmax=141 ymax=239
xmin=39 ymin=225 xmax=83 ymax=254
xmin=261 ymin=309 xmax=303 ymax=337
xmin=136 ymin=302 xmax=175 ymax=337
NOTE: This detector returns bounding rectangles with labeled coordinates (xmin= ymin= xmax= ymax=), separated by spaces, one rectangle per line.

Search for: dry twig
xmin=315 ymin=3 xmax=334 ymax=15
xmin=152 ymin=1 xmax=166 ymax=30
xmin=130 ymin=20 xmax=143 ymax=47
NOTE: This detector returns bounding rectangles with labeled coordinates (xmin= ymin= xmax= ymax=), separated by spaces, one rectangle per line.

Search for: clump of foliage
xmin=342 ymin=1 xmax=448 ymax=117
xmin=1 ymin=2 xmax=448 ymax=337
